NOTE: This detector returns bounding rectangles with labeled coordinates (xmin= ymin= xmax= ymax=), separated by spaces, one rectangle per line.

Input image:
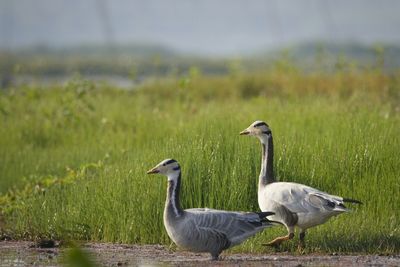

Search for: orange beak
xmin=239 ymin=130 xmax=250 ymax=135
xmin=147 ymin=167 xmax=159 ymax=174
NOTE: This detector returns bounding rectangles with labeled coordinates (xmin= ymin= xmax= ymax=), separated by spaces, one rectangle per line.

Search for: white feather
xmin=259 ymin=182 xmax=347 ymax=230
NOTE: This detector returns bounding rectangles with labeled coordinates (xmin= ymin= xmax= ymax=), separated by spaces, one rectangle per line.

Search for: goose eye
xmin=162 ymin=163 xmax=166 ymax=166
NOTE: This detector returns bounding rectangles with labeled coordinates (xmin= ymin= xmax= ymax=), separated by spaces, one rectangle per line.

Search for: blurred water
xmin=12 ymin=75 xmax=137 ymax=89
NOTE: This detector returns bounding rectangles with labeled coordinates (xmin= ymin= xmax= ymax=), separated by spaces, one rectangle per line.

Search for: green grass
xmin=0 ymin=70 xmax=399 ymax=254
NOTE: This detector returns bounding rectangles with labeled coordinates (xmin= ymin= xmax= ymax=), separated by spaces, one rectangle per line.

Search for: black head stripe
xmin=172 ymin=166 xmax=180 ymax=171
xmin=262 ymin=130 xmax=272 ymax=135
xmin=165 ymin=159 xmax=177 ymax=165
xmin=254 ymin=122 xmax=268 ymax=127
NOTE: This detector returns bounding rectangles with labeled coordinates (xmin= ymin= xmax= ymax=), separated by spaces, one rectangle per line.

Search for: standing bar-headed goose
xmin=240 ymin=121 xmax=362 ymax=248
xmin=147 ymin=158 xmax=275 ymax=260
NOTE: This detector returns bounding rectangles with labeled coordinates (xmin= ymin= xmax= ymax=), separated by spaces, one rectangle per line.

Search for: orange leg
xmin=263 ymin=232 xmax=294 ymax=247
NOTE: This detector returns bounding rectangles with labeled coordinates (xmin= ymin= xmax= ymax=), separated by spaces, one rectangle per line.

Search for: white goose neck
xmin=258 ymin=135 xmax=269 ymax=145
xmin=167 ymin=172 xmax=180 ymax=182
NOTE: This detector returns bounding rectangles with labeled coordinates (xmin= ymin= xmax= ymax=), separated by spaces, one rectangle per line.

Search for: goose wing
xmin=264 ymin=182 xmax=348 ymax=214
xmin=185 ymin=208 xmax=273 ymax=246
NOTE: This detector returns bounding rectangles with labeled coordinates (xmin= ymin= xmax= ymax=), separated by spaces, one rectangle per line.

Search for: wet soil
xmin=0 ymin=241 xmax=399 ymax=266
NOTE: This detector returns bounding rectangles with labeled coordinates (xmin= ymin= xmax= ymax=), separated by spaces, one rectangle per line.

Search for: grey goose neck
xmin=260 ymin=135 xmax=275 ymax=186
xmin=166 ymin=172 xmax=184 ymax=217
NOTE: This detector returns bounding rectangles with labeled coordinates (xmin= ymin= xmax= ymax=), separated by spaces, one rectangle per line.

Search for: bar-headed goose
xmin=240 ymin=121 xmax=362 ymax=248
xmin=147 ymin=158 xmax=275 ymax=260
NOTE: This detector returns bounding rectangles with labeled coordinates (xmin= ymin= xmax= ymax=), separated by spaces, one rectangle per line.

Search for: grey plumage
xmin=165 ymin=208 xmax=274 ymax=260
xmin=147 ymin=159 xmax=274 ymax=260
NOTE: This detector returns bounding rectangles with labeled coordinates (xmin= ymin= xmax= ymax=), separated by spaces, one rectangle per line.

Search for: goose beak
xmin=239 ymin=129 xmax=250 ymax=135
xmin=147 ymin=167 xmax=159 ymax=174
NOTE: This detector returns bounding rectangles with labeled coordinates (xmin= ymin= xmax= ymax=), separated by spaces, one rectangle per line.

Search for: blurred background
xmin=1 ymin=0 xmax=400 ymax=87
xmin=1 ymin=1 xmax=399 ymax=258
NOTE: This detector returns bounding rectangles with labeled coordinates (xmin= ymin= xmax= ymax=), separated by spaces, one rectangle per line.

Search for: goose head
xmin=240 ymin=120 xmax=272 ymax=143
xmin=147 ymin=159 xmax=181 ymax=181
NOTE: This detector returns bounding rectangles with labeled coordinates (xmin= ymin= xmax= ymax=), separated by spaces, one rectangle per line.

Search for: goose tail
xmin=257 ymin=211 xmax=275 ymax=219
xmin=343 ymin=198 xmax=363 ymax=205
xmin=256 ymin=211 xmax=282 ymax=226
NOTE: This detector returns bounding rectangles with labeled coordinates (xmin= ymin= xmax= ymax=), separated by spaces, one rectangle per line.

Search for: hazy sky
xmin=1 ymin=0 xmax=400 ymax=55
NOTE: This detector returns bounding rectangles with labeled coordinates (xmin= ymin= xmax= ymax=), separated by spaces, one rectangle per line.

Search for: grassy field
xmin=0 ymin=68 xmax=399 ymax=254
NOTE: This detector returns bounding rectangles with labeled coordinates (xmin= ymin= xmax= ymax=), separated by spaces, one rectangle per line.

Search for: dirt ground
xmin=0 ymin=241 xmax=399 ymax=267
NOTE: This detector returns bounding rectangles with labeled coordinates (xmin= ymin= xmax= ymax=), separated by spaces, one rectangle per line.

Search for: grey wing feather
xmin=186 ymin=209 xmax=271 ymax=246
